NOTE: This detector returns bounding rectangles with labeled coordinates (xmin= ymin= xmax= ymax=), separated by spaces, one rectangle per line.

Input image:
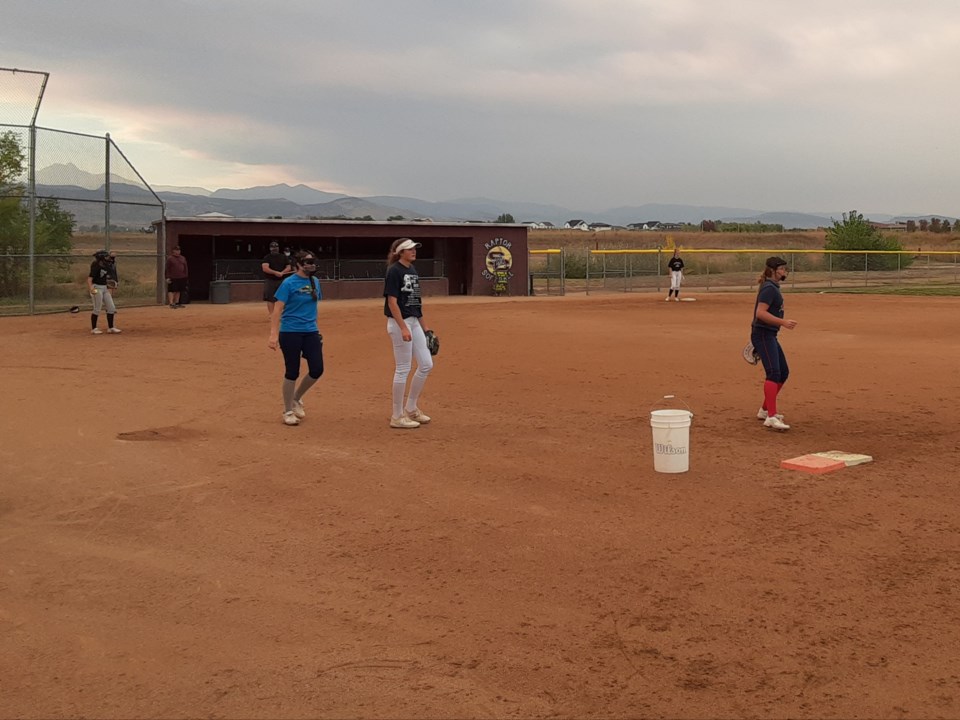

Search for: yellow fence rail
xmin=582 ymin=248 xmax=960 ymax=294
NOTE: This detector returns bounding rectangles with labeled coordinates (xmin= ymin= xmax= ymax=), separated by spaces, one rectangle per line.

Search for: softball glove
xmin=425 ymin=330 xmax=440 ymax=356
xmin=742 ymin=341 xmax=760 ymax=365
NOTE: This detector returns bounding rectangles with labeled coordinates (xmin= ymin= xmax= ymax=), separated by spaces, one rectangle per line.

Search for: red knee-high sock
xmin=763 ymin=381 xmax=779 ymax=416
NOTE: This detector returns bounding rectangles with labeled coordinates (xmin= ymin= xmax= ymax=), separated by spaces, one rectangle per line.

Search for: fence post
xmin=585 ymin=250 xmax=591 ymax=295
xmin=864 ymin=252 xmax=868 ymax=286
xmin=104 ymin=133 xmax=113 ymax=251
xmin=560 ymin=249 xmax=565 ymax=296
xmin=27 ymin=124 xmax=37 ymax=315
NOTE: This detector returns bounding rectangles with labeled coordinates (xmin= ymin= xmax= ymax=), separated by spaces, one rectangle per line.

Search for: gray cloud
xmin=3 ymin=0 xmax=960 ymax=214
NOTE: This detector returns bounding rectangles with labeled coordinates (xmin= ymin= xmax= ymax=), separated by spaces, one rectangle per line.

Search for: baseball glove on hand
xmin=106 ymin=279 xmax=118 ymax=290
xmin=742 ymin=341 xmax=760 ymax=365
xmin=425 ymin=330 xmax=440 ymax=356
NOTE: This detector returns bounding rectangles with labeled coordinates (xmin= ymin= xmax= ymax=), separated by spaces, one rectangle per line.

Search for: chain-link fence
xmin=1 ymin=66 xmax=165 ymax=315
xmin=582 ymin=249 xmax=960 ymax=294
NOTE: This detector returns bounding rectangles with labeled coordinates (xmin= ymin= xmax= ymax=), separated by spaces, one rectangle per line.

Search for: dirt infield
xmin=2 ymin=292 xmax=960 ymax=719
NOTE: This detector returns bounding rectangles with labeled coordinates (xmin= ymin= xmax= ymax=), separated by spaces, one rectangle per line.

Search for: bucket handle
xmin=650 ymin=394 xmax=694 ymax=418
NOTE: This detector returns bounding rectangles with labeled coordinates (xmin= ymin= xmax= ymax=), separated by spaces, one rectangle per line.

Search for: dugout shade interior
xmin=157 ymin=218 xmax=528 ymax=302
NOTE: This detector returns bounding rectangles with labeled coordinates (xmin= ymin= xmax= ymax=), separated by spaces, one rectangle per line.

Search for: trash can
xmin=210 ymin=281 xmax=231 ymax=304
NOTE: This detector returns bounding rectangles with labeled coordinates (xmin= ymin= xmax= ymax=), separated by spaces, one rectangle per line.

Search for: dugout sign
xmin=482 ymin=238 xmax=513 ymax=295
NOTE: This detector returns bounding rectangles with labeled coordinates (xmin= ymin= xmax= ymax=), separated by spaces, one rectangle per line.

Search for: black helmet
xmin=93 ymin=249 xmax=110 ymax=260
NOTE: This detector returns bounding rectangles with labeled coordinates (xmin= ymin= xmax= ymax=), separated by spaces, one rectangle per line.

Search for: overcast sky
xmin=2 ymin=0 xmax=959 ymax=214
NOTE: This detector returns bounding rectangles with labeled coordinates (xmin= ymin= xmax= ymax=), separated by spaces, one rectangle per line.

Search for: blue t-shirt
xmin=752 ymin=279 xmax=784 ymax=333
xmin=275 ymin=274 xmax=321 ymax=332
xmin=383 ymin=262 xmax=422 ymax=319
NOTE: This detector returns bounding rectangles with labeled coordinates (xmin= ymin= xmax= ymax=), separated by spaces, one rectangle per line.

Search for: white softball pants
xmin=387 ymin=316 xmax=433 ymax=418
xmin=670 ymin=271 xmax=683 ymax=291
xmin=91 ymin=285 xmax=117 ymax=314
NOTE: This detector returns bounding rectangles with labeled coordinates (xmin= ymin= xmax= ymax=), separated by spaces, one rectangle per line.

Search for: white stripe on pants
xmin=91 ymin=285 xmax=116 ymax=314
xmin=387 ymin=316 xmax=433 ymax=418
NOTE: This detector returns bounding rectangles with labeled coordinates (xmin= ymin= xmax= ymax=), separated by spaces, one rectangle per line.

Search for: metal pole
xmin=27 ymin=125 xmax=37 ymax=315
xmin=864 ymin=252 xmax=868 ymax=286
xmin=560 ymin=248 xmax=565 ymax=296
xmin=829 ymin=252 xmax=833 ymax=288
xmin=585 ymin=250 xmax=590 ymax=295
xmin=104 ymin=133 xmax=111 ymax=250
xmin=897 ymin=252 xmax=901 ymax=286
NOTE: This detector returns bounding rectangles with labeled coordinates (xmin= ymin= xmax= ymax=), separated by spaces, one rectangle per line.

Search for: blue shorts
xmin=279 ymin=331 xmax=324 ymax=381
xmin=751 ymin=329 xmax=789 ymax=384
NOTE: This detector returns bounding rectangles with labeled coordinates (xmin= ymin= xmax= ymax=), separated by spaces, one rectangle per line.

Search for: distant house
xmin=565 ymin=219 xmax=589 ymax=230
xmin=522 ymin=221 xmax=554 ymax=229
xmin=628 ymin=221 xmax=662 ymax=231
xmin=588 ymin=222 xmax=613 ymax=231
xmin=195 ymin=211 xmax=234 ymax=218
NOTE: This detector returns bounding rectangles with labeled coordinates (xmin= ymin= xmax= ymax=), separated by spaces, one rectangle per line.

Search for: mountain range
xmin=34 ymin=163 xmax=951 ymax=230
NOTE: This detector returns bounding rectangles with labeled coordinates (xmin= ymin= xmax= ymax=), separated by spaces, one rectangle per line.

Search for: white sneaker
xmin=292 ymin=399 xmax=306 ymax=419
xmin=390 ymin=416 xmax=420 ymax=429
xmin=405 ymin=408 xmax=431 ymax=424
xmin=107 ymin=327 xmax=122 ymax=334
xmin=757 ymin=409 xmax=784 ymax=421
xmin=763 ymin=415 xmax=790 ymax=431
xmin=664 ymin=296 xmax=671 ymax=302
xmin=674 ymin=297 xmax=680 ymax=302
xmin=91 ymin=328 xmax=103 ymax=335
xmin=282 ymin=411 xmax=300 ymax=426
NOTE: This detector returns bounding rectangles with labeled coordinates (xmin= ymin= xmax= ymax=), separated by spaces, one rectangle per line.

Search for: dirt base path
xmin=2 ymin=293 xmax=960 ymax=719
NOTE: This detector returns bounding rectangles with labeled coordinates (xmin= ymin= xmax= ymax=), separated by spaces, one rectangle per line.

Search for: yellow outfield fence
xmin=579 ymin=248 xmax=960 ymax=294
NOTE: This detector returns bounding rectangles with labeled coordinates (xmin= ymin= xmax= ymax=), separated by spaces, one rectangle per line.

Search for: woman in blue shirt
xmin=268 ymin=251 xmax=324 ymax=426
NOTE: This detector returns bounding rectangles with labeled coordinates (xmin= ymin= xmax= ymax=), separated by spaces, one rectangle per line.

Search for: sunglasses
xmin=302 ymin=259 xmax=317 ymax=265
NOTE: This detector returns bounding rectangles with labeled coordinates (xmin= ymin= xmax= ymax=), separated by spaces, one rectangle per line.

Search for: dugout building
xmin=157 ymin=217 xmax=529 ymax=302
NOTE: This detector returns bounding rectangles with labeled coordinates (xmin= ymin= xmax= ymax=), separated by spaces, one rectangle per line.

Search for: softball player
xmin=751 ymin=256 xmax=797 ymax=431
xmin=87 ymin=250 xmax=121 ymax=335
xmin=384 ymin=238 xmax=434 ymax=429
xmin=666 ymin=248 xmax=684 ymax=301
xmin=267 ymin=251 xmax=324 ymax=426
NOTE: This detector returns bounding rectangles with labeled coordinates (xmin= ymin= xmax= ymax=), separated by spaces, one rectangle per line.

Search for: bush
xmin=825 ymin=210 xmax=911 ymax=271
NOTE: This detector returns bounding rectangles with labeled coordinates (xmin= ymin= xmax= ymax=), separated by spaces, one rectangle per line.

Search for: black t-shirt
xmin=89 ymin=261 xmax=113 ymax=285
xmin=752 ymin=279 xmax=784 ymax=332
xmin=668 ymin=257 xmax=684 ymax=272
xmin=262 ymin=252 xmax=290 ymax=280
xmin=383 ymin=262 xmax=422 ymax=319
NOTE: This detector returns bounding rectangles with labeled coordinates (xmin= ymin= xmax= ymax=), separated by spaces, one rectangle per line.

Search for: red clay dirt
xmin=2 ymin=292 xmax=960 ymax=719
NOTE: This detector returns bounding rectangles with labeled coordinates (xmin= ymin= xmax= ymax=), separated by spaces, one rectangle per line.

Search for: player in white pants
xmin=383 ymin=238 xmax=435 ymax=428
xmin=87 ymin=250 xmax=121 ymax=334
xmin=666 ymin=248 xmax=684 ymax=302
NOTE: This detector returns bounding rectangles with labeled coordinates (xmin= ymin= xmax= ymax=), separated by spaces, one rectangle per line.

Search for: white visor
xmin=396 ymin=239 xmax=422 ymax=252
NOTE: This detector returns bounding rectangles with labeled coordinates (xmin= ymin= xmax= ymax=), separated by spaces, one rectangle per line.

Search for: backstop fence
xmin=528 ymin=249 xmax=566 ymax=296
xmin=581 ymin=249 xmax=960 ymax=295
xmin=1 ymin=67 xmax=165 ymax=316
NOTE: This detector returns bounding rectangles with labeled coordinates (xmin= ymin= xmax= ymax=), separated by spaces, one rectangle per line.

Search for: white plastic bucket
xmin=650 ymin=408 xmax=693 ymax=473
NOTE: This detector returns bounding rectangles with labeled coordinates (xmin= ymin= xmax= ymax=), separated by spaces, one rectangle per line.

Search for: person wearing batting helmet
xmin=86 ymin=250 xmax=121 ymax=335
xmin=751 ymin=256 xmax=798 ymax=431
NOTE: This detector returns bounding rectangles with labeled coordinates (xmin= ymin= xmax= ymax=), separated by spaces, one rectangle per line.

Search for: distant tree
xmin=919 ymin=218 xmax=929 ymax=231
xmin=701 ymin=220 xmax=717 ymax=232
xmin=942 ymin=220 xmax=952 ymax=233
xmin=954 ymin=219 xmax=960 ymax=232
xmin=930 ymin=217 xmax=942 ymax=233
xmin=906 ymin=220 xmax=917 ymax=233
xmin=825 ymin=210 xmax=907 ymax=270
xmin=0 ymin=131 xmax=75 ymax=297
xmin=496 ymin=213 xmax=515 ymax=223
xmin=354 ymin=215 xmax=373 ymax=221
xmin=387 ymin=215 xmax=405 ymax=221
